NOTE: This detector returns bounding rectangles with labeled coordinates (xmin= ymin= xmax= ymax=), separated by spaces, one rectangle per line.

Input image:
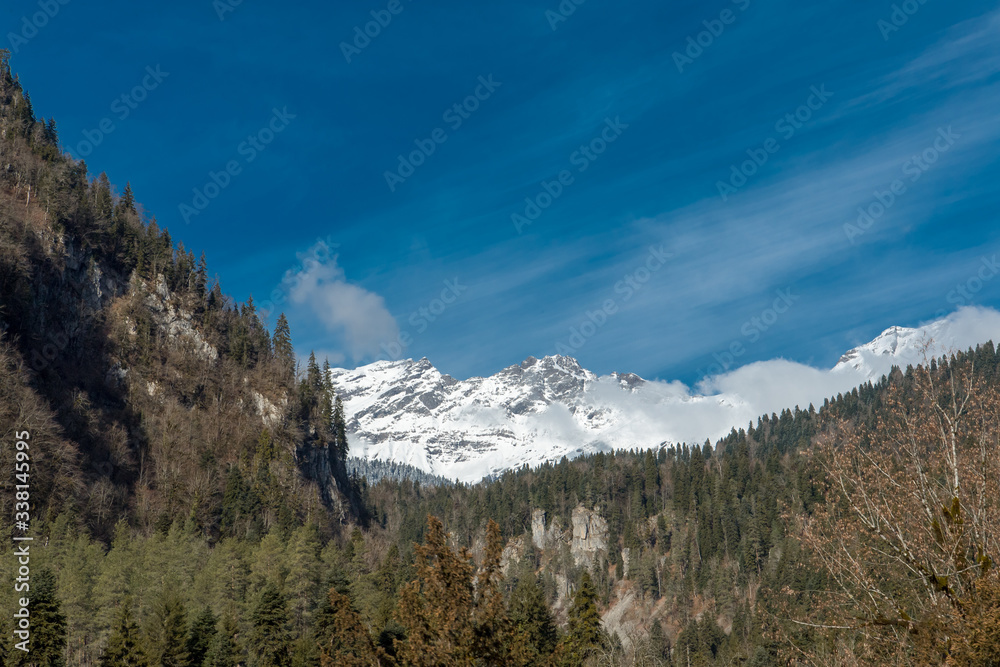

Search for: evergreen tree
xmin=285 ymin=525 xmax=322 ymax=634
xmin=321 ymin=358 xmax=333 ymax=393
xmin=307 ymin=352 xmax=321 ymax=393
xmin=333 ymin=396 xmax=349 ymax=461
xmin=648 ymin=621 xmax=671 ymax=663
xmin=473 ymin=520 xmax=517 ymax=665
xmin=147 ymin=592 xmax=189 ymax=667
xmin=207 ymin=283 xmax=223 ymax=313
xmin=562 ymin=572 xmax=602 ymax=665
xmin=317 ymin=589 xmax=378 ymax=667
xmin=185 ymin=606 xmax=217 ymax=667
xmin=43 ymin=117 xmax=57 ymax=145
xmin=0 ymin=48 xmax=11 ymax=82
xmin=395 ymin=515 xmax=476 ymax=666
xmin=100 ymin=603 xmax=148 ymax=667
xmin=509 ymin=575 xmax=557 ymax=660
xmin=248 ymin=584 xmax=291 ymax=667
xmin=26 ymin=568 xmax=66 ymax=667
xmin=320 ymin=391 xmax=334 ymax=444
xmin=117 ymin=182 xmax=135 ymax=216
xmin=272 ymin=314 xmax=294 ymax=379
xmin=204 ymin=617 xmax=242 ymax=667
xmin=195 ymin=252 xmax=208 ymax=299
xmin=93 ymin=173 xmax=114 ymax=225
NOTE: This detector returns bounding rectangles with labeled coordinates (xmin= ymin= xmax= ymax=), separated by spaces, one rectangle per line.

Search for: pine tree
xmin=395 ymin=515 xmax=476 ymax=666
xmin=321 ymin=358 xmax=333 ymax=393
xmin=271 ymin=313 xmax=295 ymax=378
xmin=185 ymin=606 xmax=217 ymax=667
xmin=648 ymin=621 xmax=670 ymax=663
xmin=469 ymin=521 xmax=516 ymax=665
xmin=204 ymin=617 xmax=242 ymax=667
xmin=118 ymin=182 xmax=135 ymax=215
xmin=285 ymin=525 xmax=322 ymax=634
xmin=318 ymin=589 xmax=378 ymax=667
xmin=100 ymin=602 xmax=149 ymax=667
xmin=43 ymin=117 xmax=57 ymax=145
xmin=93 ymin=173 xmax=114 ymax=225
xmin=147 ymin=592 xmax=189 ymax=667
xmin=509 ymin=576 xmax=557 ymax=660
xmin=248 ymin=584 xmax=290 ymax=667
xmin=307 ymin=352 xmax=321 ymax=393
xmin=562 ymin=572 xmax=602 ymax=665
xmin=207 ymin=283 xmax=223 ymax=313
xmin=27 ymin=567 xmax=67 ymax=666
xmin=333 ymin=396 xmax=349 ymax=461
xmin=195 ymin=253 xmax=208 ymax=300
xmin=320 ymin=391 xmax=334 ymax=445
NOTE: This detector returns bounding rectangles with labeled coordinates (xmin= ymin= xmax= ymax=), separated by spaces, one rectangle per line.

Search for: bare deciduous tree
xmin=783 ymin=359 xmax=1000 ymax=664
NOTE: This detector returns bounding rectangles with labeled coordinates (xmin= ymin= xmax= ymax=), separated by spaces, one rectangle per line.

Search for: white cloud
xmin=287 ymin=243 xmax=399 ymax=362
xmin=572 ymin=306 xmax=1000 ymax=451
xmin=667 ymin=306 xmax=1000 ymax=442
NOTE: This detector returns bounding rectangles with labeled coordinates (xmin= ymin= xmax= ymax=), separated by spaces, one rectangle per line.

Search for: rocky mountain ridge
xmin=332 ymin=308 xmax=1000 ymax=482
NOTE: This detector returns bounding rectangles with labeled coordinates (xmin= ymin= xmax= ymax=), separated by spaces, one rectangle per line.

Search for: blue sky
xmin=8 ymin=0 xmax=1000 ymax=384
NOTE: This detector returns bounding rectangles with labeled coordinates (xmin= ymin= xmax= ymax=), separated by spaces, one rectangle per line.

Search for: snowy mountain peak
xmin=833 ymin=319 xmax=963 ymax=379
xmin=334 ymin=307 xmax=1000 ymax=482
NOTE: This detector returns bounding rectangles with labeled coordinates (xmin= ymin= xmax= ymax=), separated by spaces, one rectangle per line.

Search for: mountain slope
xmin=0 ymin=53 xmax=356 ymax=538
xmin=333 ymin=307 xmax=1000 ymax=482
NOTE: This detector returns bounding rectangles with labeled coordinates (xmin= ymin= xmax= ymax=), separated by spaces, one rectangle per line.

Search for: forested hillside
xmin=1 ymin=50 xmax=999 ymax=666
xmin=0 ymin=48 xmax=360 ymax=541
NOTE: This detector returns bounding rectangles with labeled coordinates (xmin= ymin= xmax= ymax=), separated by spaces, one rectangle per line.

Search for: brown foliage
xmin=789 ymin=360 xmax=1000 ymax=664
xmin=319 ymin=589 xmax=381 ymax=667
xmin=394 ymin=516 xmax=527 ymax=667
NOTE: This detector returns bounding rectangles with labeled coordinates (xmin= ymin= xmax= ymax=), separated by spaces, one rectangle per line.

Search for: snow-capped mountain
xmin=831 ymin=313 xmax=1000 ymax=379
xmin=332 ymin=307 xmax=1000 ymax=483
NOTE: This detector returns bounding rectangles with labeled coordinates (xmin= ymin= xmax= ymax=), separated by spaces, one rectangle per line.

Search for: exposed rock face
xmin=501 ymin=535 xmax=525 ymax=575
xmin=252 ymin=390 xmax=283 ymax=428
xmin=530 ymin=506 xmax=609 ymax=568
xmin=570 ymin=506 xmax=608 ymax=567
xmin=621 ymin=547 xmax=632 ymax=579
xmin=532 ymin=509 xmax=547 ymax=549
xmin=601 ymin=588 xmax=640 ymax=650
xmin=22 ymin=239 xmax=129 ymax=367
xmin=531 ymin=508 xmax=564 ymax=551
xmin=298 ymin=445 xmax=350 ymax=522
xmin=143 ymin=275 xmax=218 ymax=362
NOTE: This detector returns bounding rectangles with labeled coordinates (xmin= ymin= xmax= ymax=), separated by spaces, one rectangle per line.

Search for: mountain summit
xmin=332 ymin=308 xmax=1000 ymax=482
